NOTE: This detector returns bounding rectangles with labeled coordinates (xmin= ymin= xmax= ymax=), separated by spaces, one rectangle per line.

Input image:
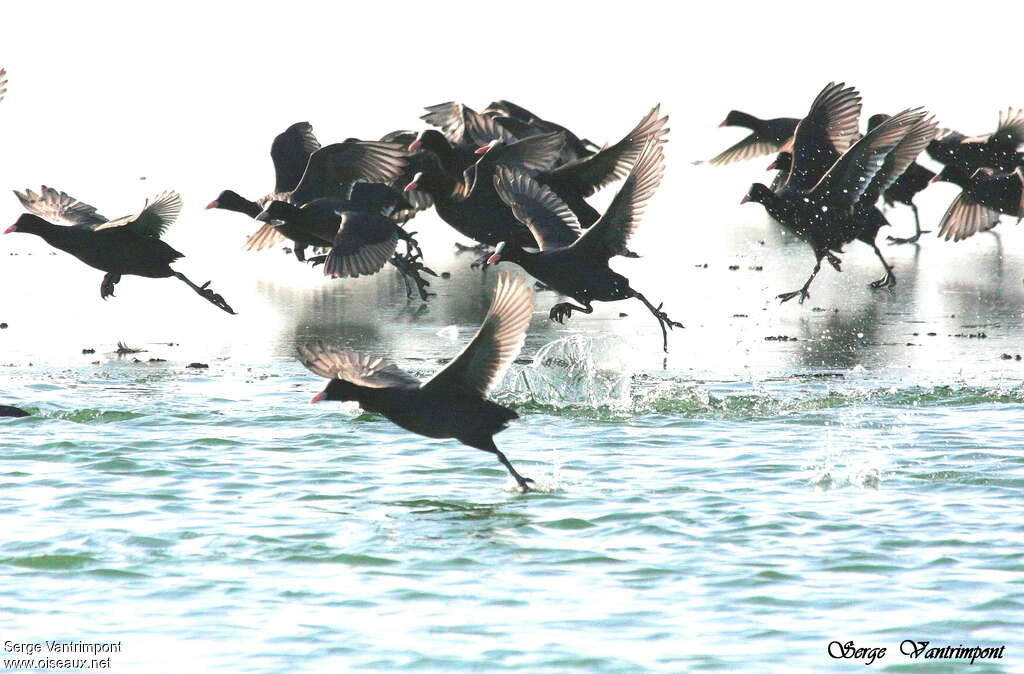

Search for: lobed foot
xmin=199 ymin=283 xmax=236 ymax=314
xmin=869 ymin=271 xmax=897 ymax=289
xmin=549 ymin=303 xmax=574 ymax=324
xmin=516 ymin=476 xmax=536 ymax=493
xmin=403 ymin=234 xmax=425 ymax=262
xmin=392 ymin=254 xmax=437 ymax=301
xmin=652 ymin=301 xmax=684 ymax=330
xmin=99 ymin=273 xmax=120 ymax=300
xmin=777 ymin=288 xmax=810 ymax=304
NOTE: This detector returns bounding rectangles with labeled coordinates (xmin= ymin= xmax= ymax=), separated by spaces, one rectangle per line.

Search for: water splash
xmin=494 ymin=337 xmax=1024 ymax=421
xmin=500 ymin=335 xmax=633 ymax=409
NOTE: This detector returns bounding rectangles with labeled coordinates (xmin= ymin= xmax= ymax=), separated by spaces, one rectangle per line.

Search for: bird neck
xmin=417 ymin=168 xmax=460 ymax=203
xmin=236 ymin=199 xmax=264 ymax=219
xmin=728 ymin=111 xmax=761 ymax=131
xmin=419 ymin=132 xmax=461 ymax=176
xmin=756 ymin=188 xmax=789 ymax=223
xmin=221 ymin=192 xmax=263 ymax=218
xmin=17 ymin=215 xmax=66 ymax=241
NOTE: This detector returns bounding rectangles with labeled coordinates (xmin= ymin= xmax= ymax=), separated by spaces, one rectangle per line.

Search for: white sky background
xmin=0 ymin=0 xmax=1019 ymax=358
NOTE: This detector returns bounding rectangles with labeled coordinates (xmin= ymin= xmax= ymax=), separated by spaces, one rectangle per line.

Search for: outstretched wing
xmin=95 ymin=191 xmax=183 ymax=239
xmin=962 ymin=107 xmax=1024 ymax=151
xmin=323 ymin=213 xmax=400 ymax=279
xmin=271 ymin=122 xmax=321 ymax=193
xmin=493 ymin=166 xmax=582 ymax=250
xmin=480 ymin=131 xmax=566 ymax=174
xmin=810 ymin=109 xmax=927 ymax=209
xmin=785 ymin=82 xmax=862 ymax=190
xmin=861 ymin=115 xmax=938 ymax=206
xmin=571 ymin=138 xmax=665 ymax=259
xmin=14 ymin=185 xmax=108 ymax=228
xmin=290 ymin=141 xmax=408 ymax=206
xmin=244 ymin=222 xmax=286 ymax=251
xmin=421 ymin=274 xmax=533 ymax=397
xmin=297 ymin=343 xmax=421 ymax=388
xmin=464 ymin=107 xmax=518 ymax=147
xmin=708 ymin=134 xmax=779 ymax=166
xmin=936 ymin=191 xmax=1002 ymax=242
xmin=547 ymin=104 xmax=669 ymax=196
xmin=422 ymin=102 xmax=473 ymax=146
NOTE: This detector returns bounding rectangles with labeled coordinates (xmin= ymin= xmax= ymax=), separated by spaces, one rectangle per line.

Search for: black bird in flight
xmin=9 ymin=187 xmax=235 ymax=314
xmin=485 ymin=138 xmax=683 ymax=352
xmin=299 ymin=274 xmax=535 ymax=492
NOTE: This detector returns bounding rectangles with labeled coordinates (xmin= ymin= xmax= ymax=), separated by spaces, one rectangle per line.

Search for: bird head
xmin=206 ymin=189 xmax=246 ymax=211
xmin=311 ymin=378 xmax=361 ymax=403
xmin=766 ymin=152 xmax=791 ymax=173
xmin=404 ymin=172 xmax=423 ymax=192
xmin=930 ymin=166 xmax=971 ymax=188
xmin=4 ymin=213 xmax=46 ymax=235
xmin=475 ymin=138 xmax=501 ymax=155
xmin=719 ymin=110 xmax=747 ymax=128
xmin=740 ymin=183 xmax=773 ymax=206
xmin=485 ymin=241 xmax=507 ymax=266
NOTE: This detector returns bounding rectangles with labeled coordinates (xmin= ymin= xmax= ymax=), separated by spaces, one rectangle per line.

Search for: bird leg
xmin=630 ymin=290 xmax=684 ymax=353
xmin=486 ymin=446 xmax=534 ymax=493
xmin=172 ymin=272 xmax=237 ymax=314
xmin=777 ymin=255 xmax=825 ymax=305
xmin=399 ymin=231 xmax=425 ymax=262
xmin=293 ymin=245 xmax=307 ymax=263
xmin=825 ymin=251 xmax=842 ymax=271
xmin=868 ymin=242 xmax=897 ymax=289
xmin=388 ymin=254 xmax=437 ymax=302
xmin=307 ymin=254 xmax=328 ymax=268
xmin=100 ymin=272 xmax=121 ymax=300
xmin=549 ymin=300 xmax=593 ymax=324
xmin=887 ymin=203 xmax=930 ymax=245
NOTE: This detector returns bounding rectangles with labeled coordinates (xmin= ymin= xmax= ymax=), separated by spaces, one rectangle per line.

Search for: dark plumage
xmin=299 ymin=274 xmax=535 ymax=492
xmin=255 ymin=184 xmax=436 ymax=300
xmin=404 ymin=132 xmax=573 ymax=255
xmin=207 ymin=131 xmax=408 ymax=255
xmin=0 ymin=405 xmax=29 ymax=418
xmin=933 ymin=166 xmax=1024 ymax=242
xmin=207 ymin=122 xmax=322 ymax=248
xmin=868 ymin=114 xmax=937 ymax=244
xmin=482 ymin=99 xmax=598 ymax=164
xmin=741 ymin=83 xmax=935 ymax=303
xmin=9 ymin=188 xmax=236 ymax=313
xmin=420 ymin=102 xmax=515 ymax=169
xmin=485 ymin=139 xmax=683 ymax=352
xmin=408 ymin=107 xmax=667 ymax=264
xmin=927 ymin=108 xmax=1024 ymax=174
xmin=708 ymin=110 xmax=800 ymax=165
xmin=476 ymin=105 xmax=669 ymax=228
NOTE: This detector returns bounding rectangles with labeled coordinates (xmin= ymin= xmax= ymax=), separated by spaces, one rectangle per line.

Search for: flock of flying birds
xmin=2 ymin=69 xmax=1023 ymax=490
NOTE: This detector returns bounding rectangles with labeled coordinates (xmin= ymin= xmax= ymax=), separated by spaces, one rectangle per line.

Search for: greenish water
xmin=2 ymin=233 xmax=1024 ymax=672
